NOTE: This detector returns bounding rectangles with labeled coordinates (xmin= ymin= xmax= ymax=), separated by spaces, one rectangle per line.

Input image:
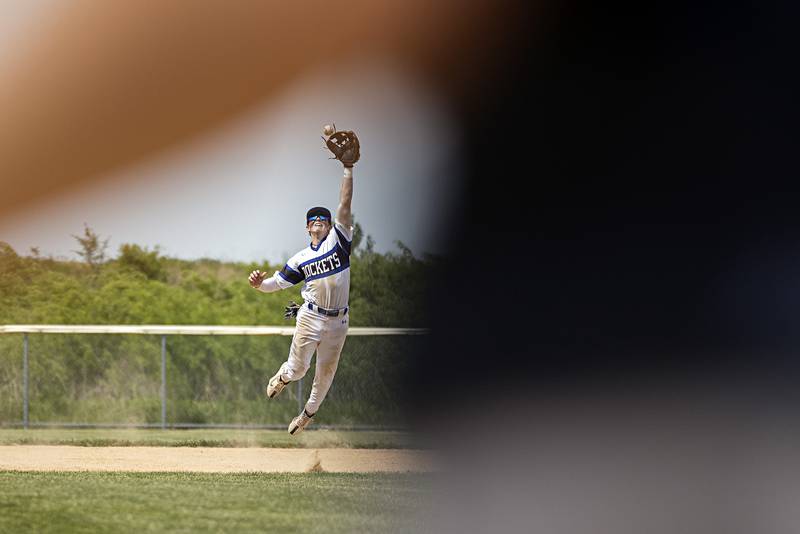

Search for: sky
xmin=0 ymin=59 xmax=461 ymax=264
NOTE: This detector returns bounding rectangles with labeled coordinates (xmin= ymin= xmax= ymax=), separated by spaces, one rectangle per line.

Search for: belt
xmin=306 ymin=302 xmax=348 ymax=317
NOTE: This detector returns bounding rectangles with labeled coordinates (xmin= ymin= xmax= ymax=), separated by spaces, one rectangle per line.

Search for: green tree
xmin=0 ymin=242 xmax=24 ymax=298
xmin=351 ymin=221 xmax=364 ymax=251
xmin=72 ymin=224 xmax=109 ymax=269
xmin=117 ymin=244 xmax=166 ymax=281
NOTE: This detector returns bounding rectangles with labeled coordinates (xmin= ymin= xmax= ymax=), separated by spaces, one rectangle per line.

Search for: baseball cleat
xmin=288 ymin=409 xmax=315 ymax=435
xmin=266 ymin=371 xmax=288 ymax=399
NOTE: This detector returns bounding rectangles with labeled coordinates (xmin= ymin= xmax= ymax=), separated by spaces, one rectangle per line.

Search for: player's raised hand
xmin=248 ymin=270 xmax=266 ymax=288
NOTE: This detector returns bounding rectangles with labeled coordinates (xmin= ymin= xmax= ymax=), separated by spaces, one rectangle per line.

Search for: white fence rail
xmin=0 ymin=325 xmax=429 ymax=430
xmin=0 ymin=325 xmax=428 ymax=336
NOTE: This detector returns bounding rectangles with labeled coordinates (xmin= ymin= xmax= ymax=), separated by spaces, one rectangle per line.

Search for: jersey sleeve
xmin=333 ymin=220 xmax=354 ymax=256
xmin=275 ymin=253 xmax=305 ymax=288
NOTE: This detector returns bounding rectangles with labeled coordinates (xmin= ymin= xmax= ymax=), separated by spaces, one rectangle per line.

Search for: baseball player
xmin=248 ymin=128 xmax=359 ymax=434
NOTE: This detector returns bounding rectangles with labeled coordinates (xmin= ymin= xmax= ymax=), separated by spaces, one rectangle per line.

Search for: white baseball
xmin=322 ymin=124 xmax=335 ymax=136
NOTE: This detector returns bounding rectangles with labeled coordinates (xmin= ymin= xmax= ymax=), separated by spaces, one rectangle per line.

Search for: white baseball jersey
xmin=271 ymin=220 xmax=354 ymax=310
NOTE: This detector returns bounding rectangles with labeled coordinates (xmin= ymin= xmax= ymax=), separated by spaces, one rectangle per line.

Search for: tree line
xmin=0 ymin=224 xmax=437 ymax=327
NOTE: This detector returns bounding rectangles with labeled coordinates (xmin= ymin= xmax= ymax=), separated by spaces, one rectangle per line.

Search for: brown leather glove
xmin=324 ymin=127 xmax=360 ymax=168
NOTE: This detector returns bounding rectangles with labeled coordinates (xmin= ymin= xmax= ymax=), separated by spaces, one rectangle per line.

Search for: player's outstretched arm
xmin=249 ymin=269 xmax=291 ymax=293
xmin=336 ymin=166 xmax=354 ymax=227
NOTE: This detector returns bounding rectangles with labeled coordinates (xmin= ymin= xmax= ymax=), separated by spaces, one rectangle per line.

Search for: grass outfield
xmin=0 ymin=472 xmax=434 ymax=533
xmin=0 ymin=428 xmax=418 ymax=448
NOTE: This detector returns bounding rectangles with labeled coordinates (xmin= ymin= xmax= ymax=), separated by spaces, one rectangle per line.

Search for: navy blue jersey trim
xmin=298 ymin=243 xmax=350 ymax=282
xmin=278 ymin=264 xmax=304 ymax=285
xmin=334 ymin=227 xmax=352 ymax=256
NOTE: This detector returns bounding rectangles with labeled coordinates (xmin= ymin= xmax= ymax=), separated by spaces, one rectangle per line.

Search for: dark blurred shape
xmin=413 ymin=0 xmax=800 ymax=532
xmin=418 ymin=0 xmax=800 ymax=411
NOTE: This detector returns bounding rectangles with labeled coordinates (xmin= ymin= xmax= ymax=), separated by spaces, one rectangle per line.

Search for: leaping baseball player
xmin=248 ymin=126 xmax=360 ymax=434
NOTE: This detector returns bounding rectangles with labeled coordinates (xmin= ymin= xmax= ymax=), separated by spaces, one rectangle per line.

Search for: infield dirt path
xmin=0 ymin=446 xmax=435 ymax=473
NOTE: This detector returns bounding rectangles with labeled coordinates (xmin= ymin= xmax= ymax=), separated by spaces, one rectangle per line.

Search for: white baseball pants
xmin=277 ymin=305 xmax=349 ymax=415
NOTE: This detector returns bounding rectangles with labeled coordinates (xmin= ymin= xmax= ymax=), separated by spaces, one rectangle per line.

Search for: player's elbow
xmin=337 ymin=207 xmax=352 ymax=224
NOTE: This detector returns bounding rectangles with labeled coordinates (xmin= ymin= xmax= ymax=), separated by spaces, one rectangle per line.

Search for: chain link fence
xmin=0 ymin=326 xmax=427 ymax=430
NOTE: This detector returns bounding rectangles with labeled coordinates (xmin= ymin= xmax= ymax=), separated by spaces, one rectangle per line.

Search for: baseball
xmin=322 ymin=124 xmax=335 ymax=136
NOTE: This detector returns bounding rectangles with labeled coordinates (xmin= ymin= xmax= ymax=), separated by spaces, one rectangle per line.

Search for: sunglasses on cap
xmin=307 ymin=215 xmax=331 ymax=222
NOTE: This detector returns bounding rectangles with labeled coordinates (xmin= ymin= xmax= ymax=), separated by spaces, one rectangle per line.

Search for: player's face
xmin=306 ymin=215 xmax=331 ymax=237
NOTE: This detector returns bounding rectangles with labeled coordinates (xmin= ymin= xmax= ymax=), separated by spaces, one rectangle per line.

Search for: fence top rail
xmin=0 ymin=324 xmax=429 ymax=336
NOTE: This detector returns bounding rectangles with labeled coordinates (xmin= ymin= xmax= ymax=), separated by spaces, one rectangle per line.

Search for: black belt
xmin=306 ymin=302 xmax=348 ymax=317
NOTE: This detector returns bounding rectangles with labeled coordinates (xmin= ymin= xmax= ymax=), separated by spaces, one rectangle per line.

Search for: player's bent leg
xmin=303 ymin=322 xmax=348 ymax=415
xmin=265 ymin=312 xmax=320 ymax=400
xmin=288 ymin=408 xmax=315 ymax=435
xmin=265 ymin=348 xmax=316 ymax=399
xmin=265 ymin=353 xmax=312 ymax=399
xmin=304 ymin=350 xmax=342 ymax=414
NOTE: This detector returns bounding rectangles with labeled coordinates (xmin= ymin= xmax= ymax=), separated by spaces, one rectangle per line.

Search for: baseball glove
xmin=324 ymin=127 xmax=360 ymax=167
xmin=284 ymin=301 xmax=301 ymax=320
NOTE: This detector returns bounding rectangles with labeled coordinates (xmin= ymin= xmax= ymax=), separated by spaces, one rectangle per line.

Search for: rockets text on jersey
xmin=275 ymin=221 xmax=354 ymax=310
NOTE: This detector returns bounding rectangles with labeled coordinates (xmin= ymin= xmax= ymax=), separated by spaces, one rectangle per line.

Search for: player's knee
xmin=286 ymin=361 xmax=310 ymax=379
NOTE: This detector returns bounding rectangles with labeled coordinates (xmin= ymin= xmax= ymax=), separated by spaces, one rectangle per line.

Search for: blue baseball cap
xmin=306 ymin=206 xmax=331 ymax=222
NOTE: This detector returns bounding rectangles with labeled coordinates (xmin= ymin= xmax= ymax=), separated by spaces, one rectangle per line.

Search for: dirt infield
xmin=0 ymin=446 xmax=435 ymax=473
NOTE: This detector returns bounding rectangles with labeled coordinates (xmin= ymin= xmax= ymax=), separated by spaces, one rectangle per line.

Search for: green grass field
xmin=0 ymin=472 xmax=435 ymax=533
xmin=0 ymin=428 xmax=418 ymax=448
